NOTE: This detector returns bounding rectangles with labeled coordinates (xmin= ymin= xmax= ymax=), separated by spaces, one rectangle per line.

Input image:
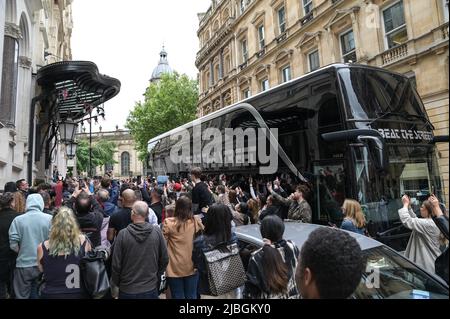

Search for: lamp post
xmin=66 ymin=141 xmax=78 ymax=160
xmin=59 ymin=117 xmax=78 ymax=144
xmin=89 ymin=109 xmax=92 ymax=178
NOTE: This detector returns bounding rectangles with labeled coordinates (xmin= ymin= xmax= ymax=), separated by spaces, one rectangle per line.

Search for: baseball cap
xmin=173 ymin=183 xmax=182 ymax=192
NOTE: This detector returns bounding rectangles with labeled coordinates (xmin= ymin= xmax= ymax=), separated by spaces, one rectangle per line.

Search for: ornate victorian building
xmin=77 ymin=128 xmax=143 ymax=180
xmin=0 ymin=0 xmax=74 ymax=189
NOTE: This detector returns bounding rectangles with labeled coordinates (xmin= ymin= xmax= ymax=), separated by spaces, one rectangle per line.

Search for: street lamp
xmin=59 ymin=117 xmax=78 ymax=143
xmin=66 ymin=141 xmax=78 ymax=160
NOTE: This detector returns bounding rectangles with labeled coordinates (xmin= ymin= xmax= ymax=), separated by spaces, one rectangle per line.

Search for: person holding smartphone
xmin=398 ymin=195 xmax=441 ymax=274
xmin=429 ymin=195 xmax=449 ymax=283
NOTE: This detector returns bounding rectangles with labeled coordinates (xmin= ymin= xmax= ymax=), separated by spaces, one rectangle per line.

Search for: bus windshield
xmin=352 ymin=145 xmax=444 ymax=249
xmin=338 ymin=67 xmax=426 ymax=121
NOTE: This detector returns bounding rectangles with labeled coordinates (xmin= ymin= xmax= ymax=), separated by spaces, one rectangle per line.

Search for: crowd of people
xmin=0 ymin=166 xmax=448 ymax=299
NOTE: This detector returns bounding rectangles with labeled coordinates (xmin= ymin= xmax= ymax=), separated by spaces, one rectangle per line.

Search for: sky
xmin=71 ymin=0 xmax=211 ymax=132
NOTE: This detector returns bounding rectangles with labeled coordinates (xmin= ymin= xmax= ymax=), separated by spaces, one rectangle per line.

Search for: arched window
xmin=105 ymin=163 xmax=114 ymax=174
xmin=121 ymin=152 xmax=130 ymax=176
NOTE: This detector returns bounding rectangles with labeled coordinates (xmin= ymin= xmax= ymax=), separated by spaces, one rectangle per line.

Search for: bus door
xmin=312 ymin=160 xmax=348 ymax=226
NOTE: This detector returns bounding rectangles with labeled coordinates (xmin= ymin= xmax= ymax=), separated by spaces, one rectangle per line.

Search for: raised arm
xmin=398 ymin=195 xmax=432 ymax=234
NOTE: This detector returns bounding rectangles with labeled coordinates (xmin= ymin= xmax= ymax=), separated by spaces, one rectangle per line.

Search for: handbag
xmin=203 ymin=242 xmax=246 ymax=296
xmin=79 ymin=247 xmax=110 ymax=299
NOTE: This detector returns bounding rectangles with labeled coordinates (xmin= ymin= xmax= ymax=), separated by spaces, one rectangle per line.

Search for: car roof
xmin=235 ymin=222 xmax=383 ymax=251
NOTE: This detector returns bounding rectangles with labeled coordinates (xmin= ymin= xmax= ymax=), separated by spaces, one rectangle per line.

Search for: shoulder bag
xmin=203 ymin=242 xmax=246 ymax=296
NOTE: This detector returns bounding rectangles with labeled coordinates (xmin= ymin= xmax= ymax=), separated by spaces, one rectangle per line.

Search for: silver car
xmin=235 ymin=222 xmax=449 ymax=299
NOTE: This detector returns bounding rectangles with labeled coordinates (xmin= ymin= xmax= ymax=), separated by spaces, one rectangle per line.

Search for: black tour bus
xmin=147 ymin=63 xmax=448 ymax=250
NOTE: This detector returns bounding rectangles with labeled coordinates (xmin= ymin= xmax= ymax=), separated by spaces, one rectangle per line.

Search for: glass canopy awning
xmin=36 ymin=61 xmax=121 ymax=120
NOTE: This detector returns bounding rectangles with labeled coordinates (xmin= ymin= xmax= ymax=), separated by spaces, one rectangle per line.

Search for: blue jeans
xmin=168 ymin=273 xmax=199 ymax=299
xmin=119 ymin=289 xmax=159 ymax=299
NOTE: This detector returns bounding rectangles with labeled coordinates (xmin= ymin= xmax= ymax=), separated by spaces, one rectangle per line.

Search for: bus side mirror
xmin=357 ymin=136 xmax=389 ymax=173
xmin=432 ymin=136 xmax=449 ymax=144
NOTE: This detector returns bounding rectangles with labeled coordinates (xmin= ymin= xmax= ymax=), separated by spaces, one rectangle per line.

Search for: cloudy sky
xmin=71 ymin=0 xmax=211 ymax=132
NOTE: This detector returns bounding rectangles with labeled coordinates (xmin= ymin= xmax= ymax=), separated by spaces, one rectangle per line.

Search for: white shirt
xmin=148 ymin=208 xmax=159 ymax=226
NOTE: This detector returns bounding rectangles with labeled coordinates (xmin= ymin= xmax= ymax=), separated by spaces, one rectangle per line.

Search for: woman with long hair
xmin=233 ymin=202 xmax=251 ymax=226
xmin=247 ymin=199 xmax=260 ymax=224
xmin=37 ymin=207 xmax=91 ymax=299
xmin=193 ymin=204 xmax=238 ymax=298
xmin=398 ymin=195 xmax=441 ymax=273
xmin=243 ymin=215 xmax=299 ymax=299
xmin=340 ymin=199 xmax=366 ymax=235
xmin=12 ymin=192 xmax=26 ymax=214
xmin=163 ymin=196 xmax=204 ymax=299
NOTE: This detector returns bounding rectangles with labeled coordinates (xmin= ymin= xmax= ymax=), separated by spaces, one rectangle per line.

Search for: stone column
xmin=219 ymin=48 xmax=224 ymax=79
xmin=351 ymin=10 xmax=367 ymax=62
xmin=210 ymin=59 xmax=214 ymax=86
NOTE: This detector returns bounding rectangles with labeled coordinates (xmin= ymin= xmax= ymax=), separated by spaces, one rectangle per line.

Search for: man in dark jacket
xmin=140 ymin=186 xmax=164 ymax=224
xmin=67 ymin=190 xmax=103 ymax=248
xmin=111 ymin=201 xmax=168 ymax=299
xmin=191 ymin=167 xmax=213 ymax=215
xmin=0 ymin=193 xmax=20 ymax=299
xmin=108 ymin=189 xmax=136 ymax=243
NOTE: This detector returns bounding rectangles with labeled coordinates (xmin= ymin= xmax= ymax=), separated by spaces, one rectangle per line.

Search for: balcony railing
xmin=300 ymin=12 xmax=314 ymax=26
xmin=381 ymin=43 xmax=408 ymax=65
xmin=239 ymin=61 xmax=248 ymax=71
xmin=276 ymin=32 xmax=287 ymax=44
xmin=441 ymin=22 xmax=449 ymax=40
xmin=256 ymin=48 xmax=266 ymax=58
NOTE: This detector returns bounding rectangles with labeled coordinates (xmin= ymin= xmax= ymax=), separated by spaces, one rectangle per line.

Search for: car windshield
xmin=353 ymin=246 xmax=448 ymax=299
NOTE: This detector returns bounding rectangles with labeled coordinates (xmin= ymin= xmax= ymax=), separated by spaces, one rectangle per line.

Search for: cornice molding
xmin=4 ymin=23 xmax=22 ymax=39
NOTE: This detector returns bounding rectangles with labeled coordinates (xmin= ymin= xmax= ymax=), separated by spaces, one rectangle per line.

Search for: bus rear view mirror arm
xmin=321 ymin=129 xmax=384 ymax=143
xmin=431 ymin=136 xmax=449 ymax=144
xmin=321 ymin=129 xmax=389 ymax=173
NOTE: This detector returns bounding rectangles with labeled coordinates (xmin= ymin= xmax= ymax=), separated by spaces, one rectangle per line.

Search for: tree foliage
xmin=76 ymin=139 xmax=117 ymax=175
xmin=126 ymin=72 xmax=198 ymax=160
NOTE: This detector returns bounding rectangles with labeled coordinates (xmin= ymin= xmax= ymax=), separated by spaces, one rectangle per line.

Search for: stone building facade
xmin=77 ymin=129 xmax=143 ymax=180
xmin=0 ymin=0 xmax=73 ymax=189
xmin=196 ymin=0 xmax=449 ymax=203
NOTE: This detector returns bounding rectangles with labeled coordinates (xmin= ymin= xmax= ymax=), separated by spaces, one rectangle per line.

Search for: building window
xmin=258 ymin=24 xmax=265 ymax=50
xmin=383 ymin=1 xmax=408 ymax=49
xmin=243 ymin=88 xmax=251 ymax=99
xmin=205 ymin=72 xmax=210 ymax=90
xmin=0 ymin=36 xmax=19 ymax=127
xmin=281 ymin=66 xmax=291 ymax=83
xmin=214 ymin=64 xmax=220 ymax=83
xmin=105 ymin=163 xmax=114 ymax=174
xmin=308 ymin=50 xmax=320 ymax=72
xmin=340 ymin=29 xmax=356 ymax=63
xmin=278 ymin=6 xmax=286 ymax=34
xmin=444 ymin=0 xmax=449 ymax=22
xmin=261 ymin=78 xmax=270 ymax=92
xmin=241 ymin=39 xmax=248 ymax=63
xmin=121 ymin=152 xmax=130 ymax=176
xmin=303 ymin=0 xmax=313 ymax=15
xmin=224 ymin=55 xmax=231 ymax=74
xmin=240 ymin=0 xmax=250 ymax=14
